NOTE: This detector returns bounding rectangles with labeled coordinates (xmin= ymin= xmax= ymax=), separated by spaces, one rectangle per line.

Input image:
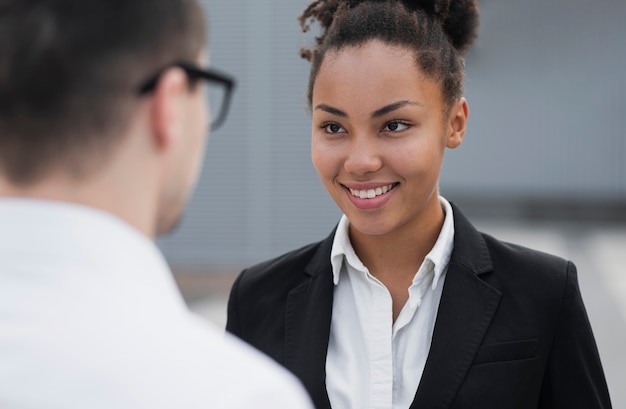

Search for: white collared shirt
xmin=0 ymin=199 xmax=312 ymax=409
xmin=326 ymin=197 xmax=455 ymax=409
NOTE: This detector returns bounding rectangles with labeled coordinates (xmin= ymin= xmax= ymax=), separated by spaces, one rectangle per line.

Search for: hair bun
xmin=402 ymin=0 xmax=479 ymax=54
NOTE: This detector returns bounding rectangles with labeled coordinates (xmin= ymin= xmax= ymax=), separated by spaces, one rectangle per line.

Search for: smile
xmin=348 ymin=183 xmax=397 ymax=199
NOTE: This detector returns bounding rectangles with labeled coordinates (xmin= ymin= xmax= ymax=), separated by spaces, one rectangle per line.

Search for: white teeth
xmin=349 ymin=184 xmax=395 ymax=199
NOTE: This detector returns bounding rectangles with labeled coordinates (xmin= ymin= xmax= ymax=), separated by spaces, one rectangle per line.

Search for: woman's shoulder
xmin=481 ymin=231 xmax=571 ymax=271
xmin=478 ymin=230 xmax=576 ymax=293
xmin=235 ymin=232 xmax=334 ymax=292
xmin=449 ymin=203 xmax=572 ymax=284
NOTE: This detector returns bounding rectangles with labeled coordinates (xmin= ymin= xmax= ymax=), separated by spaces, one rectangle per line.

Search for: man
xmin=0 ymin=1 xmax=312 ymax=408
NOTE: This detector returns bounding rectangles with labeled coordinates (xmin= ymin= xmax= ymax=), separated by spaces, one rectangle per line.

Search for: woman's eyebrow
xmin=314 ymin=104 xmax=348 ymax=117
xmin=314 ymin=100 xmax=422 ymax=118
xmin=371 ymin=100 xmax=422 ymax=118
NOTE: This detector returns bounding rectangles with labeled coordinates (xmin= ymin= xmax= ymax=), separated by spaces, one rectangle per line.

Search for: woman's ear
xmin=148 ymin=67 xmax=188 ymax=151
xmin=446 ymin=97 xmax=469 ymax=149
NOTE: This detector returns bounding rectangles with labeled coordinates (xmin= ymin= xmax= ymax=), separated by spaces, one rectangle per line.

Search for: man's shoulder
xmin=183 ymin=316 xmax=313 ymax=408
xmin=0 ymin=310 xmax=311 ymax=409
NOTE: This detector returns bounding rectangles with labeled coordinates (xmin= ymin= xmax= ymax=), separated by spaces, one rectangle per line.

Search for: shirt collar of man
xmin=330 ymin=196 xmax=455 ymax=290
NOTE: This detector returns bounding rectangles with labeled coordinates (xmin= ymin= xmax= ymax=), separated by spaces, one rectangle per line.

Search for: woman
xmin=226 ymin=1 xmax=612 ymax=408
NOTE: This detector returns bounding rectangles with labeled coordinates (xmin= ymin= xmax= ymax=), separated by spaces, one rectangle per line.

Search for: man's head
xmin=0 ymin=0 xmax=212 ymax=235
xmin=0 ymin=0 xmax=205 ymax=182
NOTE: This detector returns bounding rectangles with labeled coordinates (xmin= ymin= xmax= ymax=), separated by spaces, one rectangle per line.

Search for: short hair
xmin=299 ymin=0 xmax=479 ymax=112
xmin=0 ymin=0 xmax=206 ymax=184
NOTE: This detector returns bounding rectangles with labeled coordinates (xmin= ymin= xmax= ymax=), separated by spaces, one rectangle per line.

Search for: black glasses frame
xmin=138 ymin=62 xmax=236 ymax=131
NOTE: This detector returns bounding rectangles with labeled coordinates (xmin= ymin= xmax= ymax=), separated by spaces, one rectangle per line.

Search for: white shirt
xmin=0 ymin=199 xmax=312 ymax=409
xmin=326 ymin=197 xmax=455 ymax=409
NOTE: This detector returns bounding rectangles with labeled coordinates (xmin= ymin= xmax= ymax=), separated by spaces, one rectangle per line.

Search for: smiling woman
xmin=311 ymin=40 xmax=467 ymax=252
xmin=225 ymin=1 xmax=613 ymax=408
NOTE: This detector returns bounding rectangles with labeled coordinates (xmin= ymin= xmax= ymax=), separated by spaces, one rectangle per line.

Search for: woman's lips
xmin=347 ymin=183 xmax=397 ymax=199
xmin=342 ymin=183 xmax=399 ymax=210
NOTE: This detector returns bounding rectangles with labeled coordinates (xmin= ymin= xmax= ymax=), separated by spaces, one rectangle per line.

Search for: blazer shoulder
xmin=227 ymin=236 xmax=334 ymax=345
xmin=449 ymin=203 xmax=571 ymax=282
xmin=482 ymin=232 xmax=570 ymax=269
xmin=480 ymin=231 xmax=574 ymax=291
xmin=236 ymin=239 xmax=327 ymax=291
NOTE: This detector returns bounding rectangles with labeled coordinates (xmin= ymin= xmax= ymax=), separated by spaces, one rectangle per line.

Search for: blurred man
xmin=0 ymin=1 xmax=312 ymax=408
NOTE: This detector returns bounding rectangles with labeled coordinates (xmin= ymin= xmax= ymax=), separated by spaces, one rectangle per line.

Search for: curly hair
xmin=299 ymin=0 xmax=479 ymax=110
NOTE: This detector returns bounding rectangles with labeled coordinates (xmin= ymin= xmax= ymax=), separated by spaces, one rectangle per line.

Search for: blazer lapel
xmin=285 ymin=231 xmax=335 ymax=409
xmin=411 ymin=205 xmax=502 ymax=409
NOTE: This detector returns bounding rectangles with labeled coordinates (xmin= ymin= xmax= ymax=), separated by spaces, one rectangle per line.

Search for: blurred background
xmin=158 ymin=0 xmax=626 ymax=406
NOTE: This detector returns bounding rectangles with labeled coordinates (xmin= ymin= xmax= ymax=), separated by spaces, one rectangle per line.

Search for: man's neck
xmin=0 ymin=172 xmax=158 ymax=238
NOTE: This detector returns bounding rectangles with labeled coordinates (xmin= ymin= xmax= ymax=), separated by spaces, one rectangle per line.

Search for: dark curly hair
xmin=299 ymin=0 xmax=479 ymax=110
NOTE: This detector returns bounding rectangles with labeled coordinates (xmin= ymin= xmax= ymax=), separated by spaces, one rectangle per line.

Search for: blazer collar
xmin=446 ymin=202 xmax=493 ymax=275
xmin=411 ymin=203 xmax=501 ymax=409
xmin=304 ymin=226 xmax=337 ymax=277
xmin=285 ymin=229 xmax=336 ymax=409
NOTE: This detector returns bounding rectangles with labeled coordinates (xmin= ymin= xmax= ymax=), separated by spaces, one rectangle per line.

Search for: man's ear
xmin=446 ymin=97 xmax=469 ymax=149
xmin=148 ymin=67 xmax=188 ymax=151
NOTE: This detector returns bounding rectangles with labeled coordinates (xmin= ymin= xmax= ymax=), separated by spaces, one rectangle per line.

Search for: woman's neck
xmin=349 ymin=200 xmax=445 ymax=285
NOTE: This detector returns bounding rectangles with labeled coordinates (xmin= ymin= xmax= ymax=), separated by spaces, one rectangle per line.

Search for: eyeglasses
xmin=138 ymin=62 xmax=236 ymax=131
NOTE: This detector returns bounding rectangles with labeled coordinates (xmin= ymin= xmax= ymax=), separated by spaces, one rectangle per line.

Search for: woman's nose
xmin=343 ymin=136 xmax=383 ymax=176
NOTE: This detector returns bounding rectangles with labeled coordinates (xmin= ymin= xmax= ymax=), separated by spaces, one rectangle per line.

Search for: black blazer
xmin=227 ymin=205 xmax=611 ymax=409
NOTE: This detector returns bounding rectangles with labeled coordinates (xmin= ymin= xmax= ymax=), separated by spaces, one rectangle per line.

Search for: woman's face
xmin=311 ymin=40 xmax=467 ymax=238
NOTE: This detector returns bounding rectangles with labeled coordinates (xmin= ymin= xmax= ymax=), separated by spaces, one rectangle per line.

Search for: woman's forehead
xmin=313 ymin=40 xmax=441 ymax=108
xmin=323 ymin=40 xmax=416 ymax=68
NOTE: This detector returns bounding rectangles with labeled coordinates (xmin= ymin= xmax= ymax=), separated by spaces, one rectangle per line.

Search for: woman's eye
xmin=323 ymin=123 xmax=345 ymax=134
xmin=383 ymin=121 xmax=409 ymax=132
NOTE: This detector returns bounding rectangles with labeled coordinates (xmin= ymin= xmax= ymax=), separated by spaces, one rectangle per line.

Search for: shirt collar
xmin=330 ymin=196 xmax=455 ymax=290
